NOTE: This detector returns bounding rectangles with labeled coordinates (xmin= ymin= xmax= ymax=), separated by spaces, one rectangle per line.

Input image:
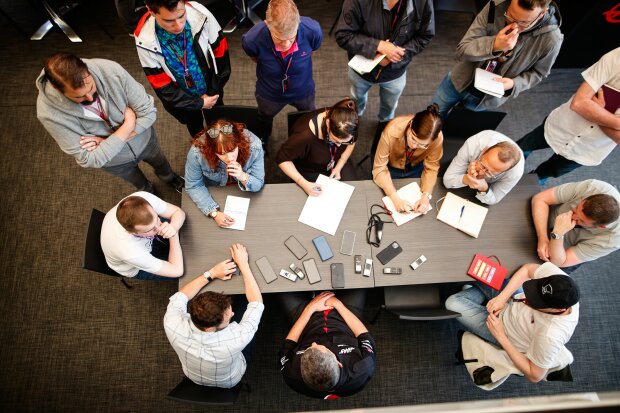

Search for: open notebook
xmin=436 ymin=192 xmax=488 ymax=238
xmin=382 ymin=181 xmax=431 ymax=226
xmin=223 ymin=195 xmax=250 ymax=231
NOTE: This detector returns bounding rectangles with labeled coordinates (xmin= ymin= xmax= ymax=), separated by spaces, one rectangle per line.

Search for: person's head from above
xmin=471 ymin=140 xmax=521 ymax=180
xmin=189 ymin=291 xmax=234 ymax=331
xmin=194 ymin=119 xmax=251 ymax=170
xmin=301 ymin=342 xmax=343 ymax=391
xmin=571 ymin=194 xmax=620 ymax=229
xmin=522 ymin=273 xmax=579 ymax=314
xmin=504 ymin=0 xmax=550 ymax=33
xmin=44 ymin=53 xmax=98 ymax=105
xmin=265 ymin=0 xmax=300 ymax=52
xmin=145 ymin=0 xmax=186 ymax=35
xmin=323 ymin=97 xmax=359 ymax=147
xmin=117 ymin=196 xmax=161 ymax=236
xmin=406 ymin=103 xmax=442 ymax=151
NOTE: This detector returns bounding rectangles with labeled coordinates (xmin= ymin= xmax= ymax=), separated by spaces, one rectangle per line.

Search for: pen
xmin=312 ymin=186 xmax=322 ymax=192
xmin=459 ymin=205 xmax=465 ymax=218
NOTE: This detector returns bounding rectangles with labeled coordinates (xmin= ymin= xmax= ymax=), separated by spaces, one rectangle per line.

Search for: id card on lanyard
xmin=272 ymin=49 xmax=293 ymax=93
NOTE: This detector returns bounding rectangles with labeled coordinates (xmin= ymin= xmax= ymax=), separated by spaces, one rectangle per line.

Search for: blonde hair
xmin=265 ymin=0 xmax=300 ymax=36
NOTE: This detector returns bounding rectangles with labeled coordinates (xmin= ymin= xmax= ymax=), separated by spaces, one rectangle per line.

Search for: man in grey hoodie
xmin=431 ymin=0 xmax=563 ymax=120
xmin=36 ymin=53 xmax=183 ymax=193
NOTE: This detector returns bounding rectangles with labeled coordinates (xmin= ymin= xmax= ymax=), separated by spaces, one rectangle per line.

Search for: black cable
xmin=366 ymin=204 xmax=393 ymax=247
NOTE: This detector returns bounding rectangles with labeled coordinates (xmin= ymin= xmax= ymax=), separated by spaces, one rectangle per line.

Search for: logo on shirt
xmin=542 ymin=283 xmax=553 ymax=295
xmin=301 ymin=51 xmax=308 ymax=57
xmin=339 ymin=346 xmax=355 ymax=355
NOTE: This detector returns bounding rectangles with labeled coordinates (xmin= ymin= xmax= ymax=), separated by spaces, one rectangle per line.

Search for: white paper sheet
xmin=474 ymin=68 xmax=504 ymax=98
xmin=381 ymin=181 xmax=432 ymax=226
xmin=298 ymin=175 xmax=355 ymax=235
xmin=223 ymin=195 xmax=250 ymax=231
xmin=348 ymin=54 xmax=386 ymax=75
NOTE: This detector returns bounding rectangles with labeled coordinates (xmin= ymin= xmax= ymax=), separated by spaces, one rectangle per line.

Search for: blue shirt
xmin=242 ymin=17 xmax=322 ymax=101
xmin=155 ymin=22 xmax=207 ymax=96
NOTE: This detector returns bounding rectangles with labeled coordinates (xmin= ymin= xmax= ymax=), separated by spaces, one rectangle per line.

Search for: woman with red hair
xmin=185 ymin=120 xmax=265 ymax=227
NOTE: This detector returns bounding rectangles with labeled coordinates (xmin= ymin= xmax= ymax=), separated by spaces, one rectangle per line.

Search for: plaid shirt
xmin=164 ymin=292 xmax=264 ymax=388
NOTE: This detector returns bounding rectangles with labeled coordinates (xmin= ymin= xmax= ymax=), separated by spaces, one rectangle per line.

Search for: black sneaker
xmin=169 ymin=174 xmax=185 ymax=194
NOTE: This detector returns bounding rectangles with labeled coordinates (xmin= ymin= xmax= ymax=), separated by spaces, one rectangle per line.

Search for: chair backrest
xmin=82 ymin=208 xmax=118 ymax=277
xmin=167 ymin=377 xmax=243 ymax=405
xmin=287 ymin=109 xmax=314 ymax=136
xmin=439 ymin=106 xmax=506 ymax=175
xmin=203 ymin=105 xmax=263 ymax=142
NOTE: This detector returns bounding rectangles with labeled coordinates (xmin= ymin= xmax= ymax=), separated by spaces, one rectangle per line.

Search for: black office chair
xmin=286 ymin=109 xmax=313 ymax=136
xmin=203 ymin=105 xmax=264 ymax=142
xmin=374 ymin=285 xmax=461 ymax=322
xmin=439 ymin=106 xmax=506 ymax=175
xmin=82 ymin=208 xmax=132 ymax=289
xmin=167 ymin=377 xmax=246 ymax=406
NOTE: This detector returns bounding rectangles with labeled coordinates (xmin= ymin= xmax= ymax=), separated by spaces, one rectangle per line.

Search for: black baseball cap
xmin=523 ymin=274 xmax=580 ymax=309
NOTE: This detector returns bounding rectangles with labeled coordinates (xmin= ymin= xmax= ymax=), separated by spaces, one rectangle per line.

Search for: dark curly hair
xmin=188 ymin=291 xmax=233 ymax=330
xmin=192 ymin=119 xmax=251 ymax=172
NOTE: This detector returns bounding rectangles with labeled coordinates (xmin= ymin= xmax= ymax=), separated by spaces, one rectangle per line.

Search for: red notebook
xmin=602 ymin=84 xmax=620 ymax=114
xmin=467 ymin=254 xmax=507 ymax=291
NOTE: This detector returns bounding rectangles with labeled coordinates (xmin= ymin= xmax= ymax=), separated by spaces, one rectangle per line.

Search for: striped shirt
xmin=164 ymin=292 xmax=264 ymax=388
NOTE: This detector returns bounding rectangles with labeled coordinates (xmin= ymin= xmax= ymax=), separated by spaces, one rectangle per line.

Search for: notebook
xmin=467 ymin=254 xmax=507 ymax=291
xmin=382 ymin=181 xmax=432 ymax=226
xmin=474 ymin=68 xmax=504 ymax=98
xmin=348 ymin=54 xmax=386 ymax=75
xmin=602 ymin=84 xmax=620 ymax=114
xmin=223 ymin=196 xmax=250 ymax=231
xmin=436 ymin=192 xmax=488 ymax=238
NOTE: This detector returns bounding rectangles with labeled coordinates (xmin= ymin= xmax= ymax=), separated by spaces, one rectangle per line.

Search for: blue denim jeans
xmin=516 ymin=120 xmax=582 ymax=179
xmin=445 ymin=282 xmax=502 ymax=345
xmin=348 ymin=68 xmax=407 ymax=122
xmin=388 ymin=162 xmax=423 ymax=179
xmin=431 ymin=72 xmax=483 ymax=121
xmin=101 ymin=130 xmax=175 ymax=192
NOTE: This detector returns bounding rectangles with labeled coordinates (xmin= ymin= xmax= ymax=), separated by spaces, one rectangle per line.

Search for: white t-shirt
xmin=545 ymin=47 xmax=620 ymax=166
xmin=500 ymin=262 xmax=579 ymax=369
xmin=100 ymin=191 xmax=167 ymax=277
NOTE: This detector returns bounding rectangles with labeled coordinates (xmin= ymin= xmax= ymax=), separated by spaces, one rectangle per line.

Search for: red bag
xmin=467 ymin=254 xmax=507 ymax=291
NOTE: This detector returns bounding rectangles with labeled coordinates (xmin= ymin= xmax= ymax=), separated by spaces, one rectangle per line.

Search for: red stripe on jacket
xmin=147 ymin=72 xmax=171 ymax=89
xmin=212 ymin=37 xmax=228 ymax=59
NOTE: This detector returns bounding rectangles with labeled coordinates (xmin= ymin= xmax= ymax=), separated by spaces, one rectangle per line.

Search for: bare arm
xmin=278 ymin=160 xmax=321 ymax=196
xmin=570 ymin=82 xmax=620 ymax=130
xmin=231 ymin=244 xmax=262 ymax=303
xmin=326 ymin=297 xmax=368 ymax=337
xmin=285 ymin=292 xmax=334 ymax=342
xmin=179 ymin=259 xmax=237 ymax=299
xmin=154 ymin=234 xmax=184 ymax=277
xmin=531 ymin=188 xmax=555 ymax=261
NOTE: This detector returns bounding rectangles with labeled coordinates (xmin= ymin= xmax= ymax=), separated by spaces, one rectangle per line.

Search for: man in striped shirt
xmin=164 ymin=244 xmax=263 ymax=387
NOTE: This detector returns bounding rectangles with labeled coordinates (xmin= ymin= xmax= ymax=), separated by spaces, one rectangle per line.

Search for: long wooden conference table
xmin=179 ymin=175 xmax=540 ymax=296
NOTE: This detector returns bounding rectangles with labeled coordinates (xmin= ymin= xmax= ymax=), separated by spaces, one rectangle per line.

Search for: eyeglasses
xmin=329 ymin=134 xmax=355 ymax=146
xmin=475 ymin=155 xmax=505 ymax=180
xmin=269 ymin=28 xmax=297 ymax=44
xmin=206 ymin=124 xmax=233 ymax=139
xmin=407 ymin=129 xmax=430 ymax=150
xmin=136 ymin=216 xmax=161 ymax=235
xmin=503 ymin=9 xmax=544 ymax=29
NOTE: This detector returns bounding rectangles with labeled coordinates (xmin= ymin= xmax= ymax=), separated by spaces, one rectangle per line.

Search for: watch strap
xmin=203 ymin=271 xmax=213 ymax=282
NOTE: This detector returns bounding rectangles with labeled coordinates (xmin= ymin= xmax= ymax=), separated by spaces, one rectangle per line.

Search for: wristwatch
xmin=203 ymin=270 xmax=213 ymax=282
xmin=422 ymin=192 xmax=432 ymax=200
xmin=550 ymin=232 xmax=564 ymax=240
xmin=209 ymin=208 xmax=219 ymax=219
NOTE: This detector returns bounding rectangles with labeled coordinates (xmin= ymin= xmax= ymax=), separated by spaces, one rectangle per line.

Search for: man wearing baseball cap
xmin=446 ymin=262 xmax=580 ymax=382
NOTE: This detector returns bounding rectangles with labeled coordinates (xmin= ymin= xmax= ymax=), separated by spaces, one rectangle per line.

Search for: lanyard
xmin=168 ymin=30 xmax=196 ymax=88
xmin=272 ymin=49 xmax=293 ymax=77
xmin=390 ymin=0 xmax=404 ymax=34
xmin=83 ymin=94 xmax=112 ymax=128
xmin=326 ymin=143 xmax=337 ymax=171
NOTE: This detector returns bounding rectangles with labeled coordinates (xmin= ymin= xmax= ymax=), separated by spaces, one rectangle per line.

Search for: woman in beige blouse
xmin=372 ymin=104 xmax=443 ymax=214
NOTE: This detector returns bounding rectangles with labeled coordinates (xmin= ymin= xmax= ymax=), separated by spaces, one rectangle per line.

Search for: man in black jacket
xmin=278 ymin=290 xmax=376 ymax=399
xmin=335 ymin=0 xmax=435 ymax=124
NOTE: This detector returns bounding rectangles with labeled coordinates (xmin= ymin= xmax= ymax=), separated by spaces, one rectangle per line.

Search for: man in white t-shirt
xmin=164 ymin=243 xmax=264 ymax=388
xmin=517 ymin=47 xmax=620 ymax=183
xmin=446 ymin=262 xmax=580 ymax=382
xmin=100 ymin=191 xmax=186 ymax=280
xmin=532 ymin=179 xmax=620 ymax=269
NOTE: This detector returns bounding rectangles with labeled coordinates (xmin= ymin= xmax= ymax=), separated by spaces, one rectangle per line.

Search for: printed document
xmin=382 ymin=181 xmax=431 ymax=226
xmin=474 ymin=68 xmax=504 ymax=98
xmin=223 ymin=195 xmax=250 ymax=231
xmin=298 ymin=175 xmax=355 ymax=235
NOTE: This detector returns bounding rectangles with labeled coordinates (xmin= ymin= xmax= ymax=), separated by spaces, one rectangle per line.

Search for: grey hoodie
xmin=450 ymin=0 xmax=563 ymax=110
xmin=36 ymin=58 xmax=157 ymax=168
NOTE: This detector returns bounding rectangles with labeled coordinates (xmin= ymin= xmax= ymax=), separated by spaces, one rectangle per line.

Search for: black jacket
xmin=335 ymin=0 xmax=435 ymax=83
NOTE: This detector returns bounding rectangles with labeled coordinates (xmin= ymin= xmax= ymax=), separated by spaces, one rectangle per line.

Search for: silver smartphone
xmin=302 ymin=258 xmax=322 ymax=285
xmin=255 ymin=256 xmax=278 ymax=283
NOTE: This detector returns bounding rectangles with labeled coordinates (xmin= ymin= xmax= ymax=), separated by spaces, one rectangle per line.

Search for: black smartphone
xmin=284 ymin=235 xmax=308 ymax=260
xmin=330 ymin=263 xmax=345 ymax=288
xmin=376 ymin=241 xmax=403 ymax=265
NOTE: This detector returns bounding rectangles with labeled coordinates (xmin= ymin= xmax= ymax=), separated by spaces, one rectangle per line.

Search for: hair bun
xmin=427 ymin=103 xmax=440 ymax=116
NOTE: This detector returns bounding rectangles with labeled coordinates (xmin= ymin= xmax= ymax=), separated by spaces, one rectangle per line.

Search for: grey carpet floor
xmin=0 ymin=1 xmax=618 ymax=412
